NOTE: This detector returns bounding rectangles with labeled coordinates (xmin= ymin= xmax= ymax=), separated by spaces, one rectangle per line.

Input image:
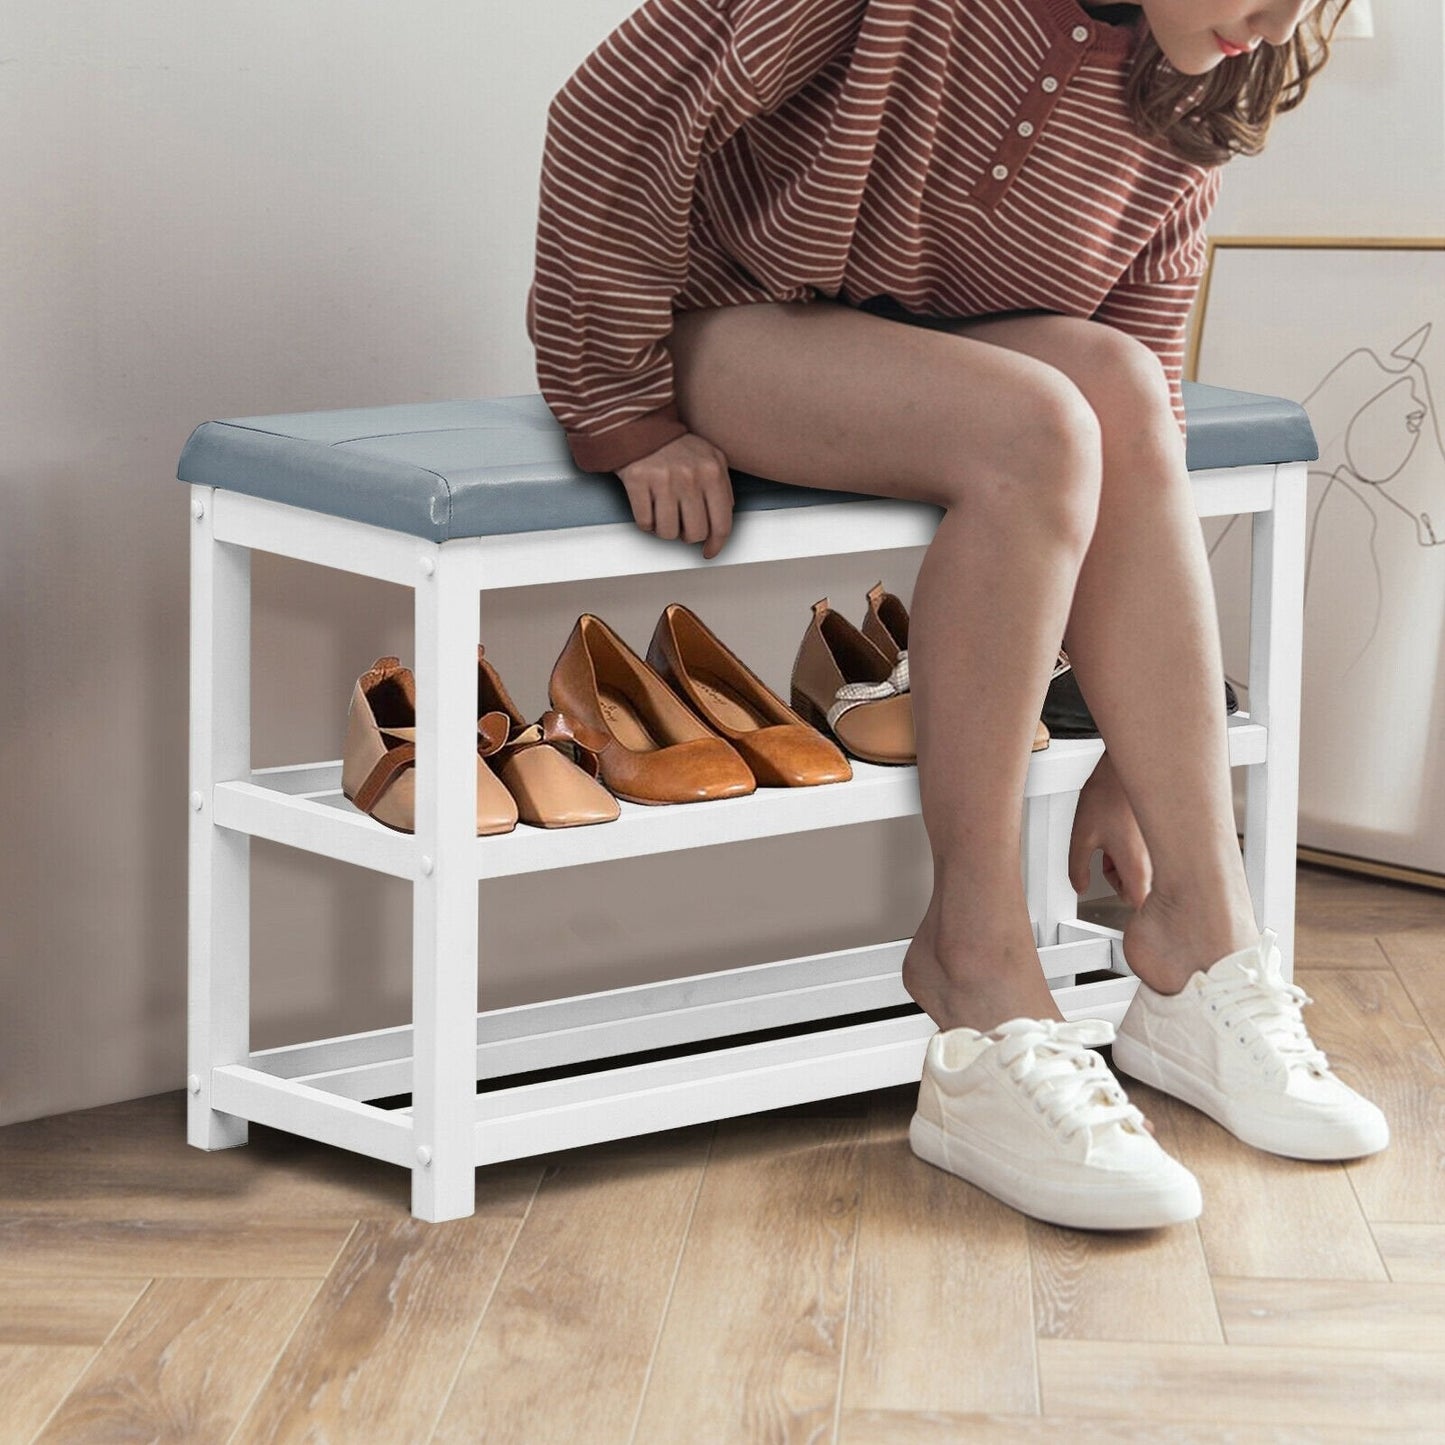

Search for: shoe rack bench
xmin=180 ymin=384 xmax=1315 ymax=1222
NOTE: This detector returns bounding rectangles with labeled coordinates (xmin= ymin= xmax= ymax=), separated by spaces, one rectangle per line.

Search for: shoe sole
xmin=907 ymin=1114 xmax=1201 ymax=1231
xmin=1111 ymin=1031 xmax=1390 ymax=1162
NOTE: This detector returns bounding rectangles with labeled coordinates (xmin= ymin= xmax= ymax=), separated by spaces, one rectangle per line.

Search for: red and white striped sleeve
xmin=1089 ymin=163 xmax=1224 ymax=444
xmin=527 ymin=0 xmax=861 ymax=475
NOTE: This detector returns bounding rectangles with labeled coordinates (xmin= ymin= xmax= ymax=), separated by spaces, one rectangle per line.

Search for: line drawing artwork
xmin=1193 ymin=240 xmax=1445 ymax=860
xmin=1207 ymin=320 xmax=1442 ymax=686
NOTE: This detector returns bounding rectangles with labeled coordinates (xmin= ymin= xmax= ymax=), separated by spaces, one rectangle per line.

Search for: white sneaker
xmin=1112 ymin=927 xmax=1389 ymax=1161
xmin=909 ymin=1016 xmax=1202 ymax=1230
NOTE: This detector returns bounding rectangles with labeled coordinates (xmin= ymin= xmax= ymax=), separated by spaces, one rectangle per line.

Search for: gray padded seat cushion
xmin=177 ymin=382 xmax=1318 ymax=544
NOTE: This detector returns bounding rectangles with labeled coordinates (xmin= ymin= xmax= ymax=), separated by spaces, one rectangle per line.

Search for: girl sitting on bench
xmin=527 ymin=0 xmax=1387 ymax=1230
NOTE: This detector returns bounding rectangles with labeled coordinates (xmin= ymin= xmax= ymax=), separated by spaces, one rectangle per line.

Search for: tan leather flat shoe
xmin=790 ymin=598 xmax=915 ymax=764
xmin=475 ymin=645 xmax=621 ymax=828
xmin=861 ymin=579 xmax=1052 ymax=754
xmin=340 ymin=656 xmax=518 ymax=835
xmin=644 ymin=602 xmax=852 ymax=788
xmin=549 ymin=614 xmax=757 ymax=805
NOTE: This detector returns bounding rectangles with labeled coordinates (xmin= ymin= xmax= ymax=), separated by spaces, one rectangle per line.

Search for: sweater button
xmin=1072 ymin=25 xmax=1089 ymax=42
xmin=991 ymin=164 xmax=1008 ymax=180
xmin=1018 ymin=121 xmax=1035 ymax=137
xmin=1041 ymin=76 xmax=1059 ymax=93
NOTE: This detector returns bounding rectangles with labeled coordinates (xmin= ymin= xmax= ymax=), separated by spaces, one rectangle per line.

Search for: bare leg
xmin=940 ymin=312 xmax=1261 ymax=992
xmin=665 ymin=300 xmax=1104 ymax=1031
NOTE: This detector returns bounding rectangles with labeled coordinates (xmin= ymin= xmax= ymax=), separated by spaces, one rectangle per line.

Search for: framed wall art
xmin=1187 ymin=237 xmax=1445 ymax=887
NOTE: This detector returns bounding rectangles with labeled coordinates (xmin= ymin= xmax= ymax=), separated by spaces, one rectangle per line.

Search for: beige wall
xmin=2 ymin=2 xmax=1435 ymax=1125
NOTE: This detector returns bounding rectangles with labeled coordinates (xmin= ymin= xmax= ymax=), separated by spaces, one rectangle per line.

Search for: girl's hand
xmin=1068 ymin=750 xmax=1152 ymax=910
xmin=616 ymin=431 xmax=735 ymax=560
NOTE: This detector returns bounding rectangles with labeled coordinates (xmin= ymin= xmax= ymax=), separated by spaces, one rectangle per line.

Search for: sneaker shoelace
xmin=991 ymin=1018 xmax=1144 ymax=1142
xmin=1197 ymin=963 xmax=1331 ymax=1077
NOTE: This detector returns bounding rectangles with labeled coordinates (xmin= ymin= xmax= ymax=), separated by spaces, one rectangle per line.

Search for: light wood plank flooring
xmin=3 ymin=863 xmax=1443 ymax=1443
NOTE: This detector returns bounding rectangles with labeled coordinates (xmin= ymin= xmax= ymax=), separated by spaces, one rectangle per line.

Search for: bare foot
xmin=902 ymin=909 xmax=1062 ymax=1034
xmin=904 ymin=903 xmax=1158 ymax=1134
xmin=1122 ymin=888 xmax=1261 ymax=997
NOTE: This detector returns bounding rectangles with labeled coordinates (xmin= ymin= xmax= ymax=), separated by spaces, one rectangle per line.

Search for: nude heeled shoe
xmin=474 ymin=645 xmax=621 ymax=827
xmin=549 ymin=613 xmax=757 ymax=805
xmin=860 ymin=580 xmax=1053 ymax=753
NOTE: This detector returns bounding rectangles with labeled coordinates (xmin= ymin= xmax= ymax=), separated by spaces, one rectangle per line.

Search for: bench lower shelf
xmin=206 ymin=920 xmax=1133 ymax=1170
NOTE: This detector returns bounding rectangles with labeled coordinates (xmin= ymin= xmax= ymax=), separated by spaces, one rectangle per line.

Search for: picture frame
xmin=1186 ymin=236 xmax=1445 ymax=889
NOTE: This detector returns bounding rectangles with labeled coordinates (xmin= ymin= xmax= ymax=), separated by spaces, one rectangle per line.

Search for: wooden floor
xmin=3 ymin=862 xmax=1444 ymax=1443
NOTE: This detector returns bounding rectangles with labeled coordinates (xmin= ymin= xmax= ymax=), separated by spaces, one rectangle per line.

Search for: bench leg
xmin=410 ymin=549 xmax=481 ymax=1221
xmin=1244 ymin=462 xmax=1307 ymax=981
xmin=188 ymin=487 xmax=250 ymax=1150
xmin=1024 ymin=786 xmax=1086 ymax=966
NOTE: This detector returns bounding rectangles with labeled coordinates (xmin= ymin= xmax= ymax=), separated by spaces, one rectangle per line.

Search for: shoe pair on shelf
xmin=341 ymin=600 xmax=858 ymax=833
xmin=553 ymin=602 xmax=852 ymax=805
xmin=789 ymin=581 xmax=916 ymax=764
xmin=1043 ymin=654 xmax=1240 ymax=740
xmin=797 ymin=582 xmax=1067 ymax=760
xmin=340 ymin=650 xmax=621 ymax=835
xmin=909 ymin=929 xmax=1389 ymax=1232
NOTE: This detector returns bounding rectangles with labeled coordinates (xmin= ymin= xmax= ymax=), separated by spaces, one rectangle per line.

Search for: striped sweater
xmin=526 ymin=0 xmax=1225 ymax=476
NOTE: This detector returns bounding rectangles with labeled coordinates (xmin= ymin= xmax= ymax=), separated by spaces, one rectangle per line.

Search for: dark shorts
xmin=827 ymin=291 xmax=1056 ymax=333
xmin=827 ymin=291 xmax=966 ymax=332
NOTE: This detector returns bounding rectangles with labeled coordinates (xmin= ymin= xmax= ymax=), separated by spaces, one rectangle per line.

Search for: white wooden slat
xmin=1026 ymin=788 xmax=1086 ymax=953
xmin=472 ymin=1015 xmax=934 ymax=1163
xmin=248 ymin=760 xmax=346 ymax=795
xmin=253 ymin=932 xmax=1119 ymax=1100
xmin=465 ymin=973 xmax=1141 ymax=1165
xmin=248 ymin=940 xmax=922 ymax=1084
xmin=1058 ymin=919 xmax=1130 ymax=972
xmin=210 ymin=721 xmax=1262 ymax=879
xmin=294 ymin=975 xmax=918 ymax=1101
xmin=409 ymin=549 xmax=485 ymax=1222
xmin=252 ymin=1023 xmax=413 ymax=1081
xmin=188 ymin=486 xmax=251 ymax=1151
xmin=1245 ymin=462 xmax=1307 ymax=981
xmin=1039 ymin=936 xmax=1113 ymax=982
xmin=299 ymin=953 xmax=919 ymax=1098
xmin=1188 ymin=463 xmax=1277 ymax=519
xmin=301 ymin=975 xmax=918 ymax=1102
xmin=212 ymin=489 xmax=424 ymax=586
xmin=1225 ymin=711 xmax=1268 ymax=767
xmin=214 ymin=974 xmax=1140 ymax=1172
xmin=210 ymin=1065 xmax=414 ymax=1167
xmin=208 ymin=467 xmax=1272 ymax=599
xmin=464 ymin=760 xmax=930 ymax=875
xmin=428 ymin=498 xmax=946 ymax=590
xmin=212 ymin=780 xmax=416 ymax=878
xmin=293 ymin=959 xmax=1125 ymax=1106
xmin=211 ymin=489 xmax=943 ymax=591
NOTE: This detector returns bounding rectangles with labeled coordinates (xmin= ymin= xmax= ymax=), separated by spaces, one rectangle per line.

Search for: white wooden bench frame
xmin=187 ymin=462 xmax=1306 ymax=1222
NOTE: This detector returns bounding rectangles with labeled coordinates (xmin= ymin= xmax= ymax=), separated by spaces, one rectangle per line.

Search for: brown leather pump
xmin=549 ymin=614 xmax=757 ymax=805
xmin=645 ymin=602 xmax=852 ymax=787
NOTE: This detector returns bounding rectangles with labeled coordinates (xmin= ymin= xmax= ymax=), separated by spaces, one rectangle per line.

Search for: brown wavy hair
xmin=1124 ymin=0 xmax=1356 ymax=166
